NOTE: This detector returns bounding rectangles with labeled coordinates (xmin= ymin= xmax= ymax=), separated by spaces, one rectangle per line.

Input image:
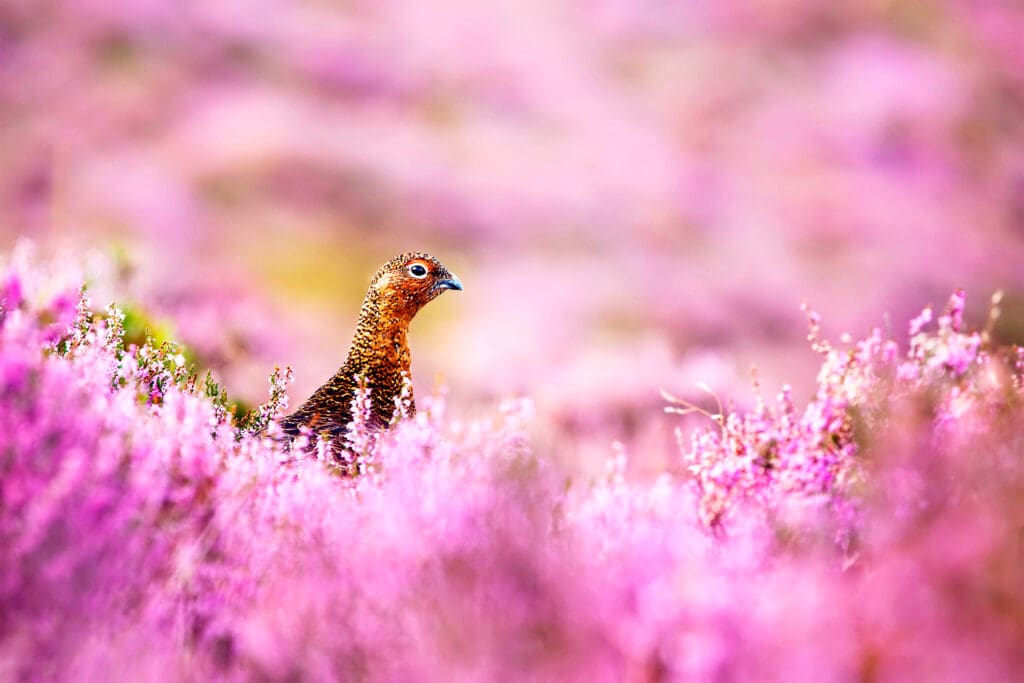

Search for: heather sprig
xmin=390 ymin=370 xmax=414 ymax=425
xmin=236 ymin=364 xmax=294 ymax=437
xmin=343 ymin=374 xmax=378 ymax=475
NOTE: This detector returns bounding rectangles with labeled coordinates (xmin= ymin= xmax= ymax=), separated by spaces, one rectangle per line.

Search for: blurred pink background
xmin=3 ymin=0 xmax=1023 ymax=470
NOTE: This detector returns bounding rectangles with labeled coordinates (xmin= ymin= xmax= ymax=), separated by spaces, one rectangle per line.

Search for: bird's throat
xmin=345 ymin=290 xmax=414 ymax=380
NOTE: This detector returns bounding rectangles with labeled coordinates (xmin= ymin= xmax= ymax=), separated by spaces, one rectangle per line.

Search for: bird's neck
xmin=344 ymin=288 xmax=413 ymax=380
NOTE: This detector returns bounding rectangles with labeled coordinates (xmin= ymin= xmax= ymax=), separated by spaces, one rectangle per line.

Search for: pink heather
xmin=3 ymin=252 xmax=1024 ymax=681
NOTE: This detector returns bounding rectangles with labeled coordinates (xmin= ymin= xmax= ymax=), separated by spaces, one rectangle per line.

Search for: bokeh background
xmin=3 ymin=0 xmax=1024 ymax=471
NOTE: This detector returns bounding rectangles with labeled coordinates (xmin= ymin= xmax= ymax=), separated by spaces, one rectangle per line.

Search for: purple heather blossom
xmin=2 ymin=0 xmax=1024 ymax=675
xmin=3 ymin=0 xmax=1024 ymax=423
xmin=909 ymin=306 xmax=933 ymax=336
xmin=3 ymin=251 xmax=1024 ymax=680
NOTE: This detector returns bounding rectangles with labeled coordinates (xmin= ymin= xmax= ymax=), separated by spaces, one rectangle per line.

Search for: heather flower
xmin=906 ymin=289 xmax=982 ymax=379
xmin=6 ymin=0 xmax=1024 ymax=673
xmin=3 ymin=247 xmax=1024 ymax=681
xmin=669 ymin=291 xmax=1018 ymax=553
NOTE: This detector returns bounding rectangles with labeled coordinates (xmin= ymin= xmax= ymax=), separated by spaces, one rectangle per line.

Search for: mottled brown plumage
xmin=280 ymin=252 xmax=462 ymax=445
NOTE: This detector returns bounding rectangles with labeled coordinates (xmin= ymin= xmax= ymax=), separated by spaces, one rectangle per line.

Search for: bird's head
xmin=370 ymin=252 xmax=463 ymax=318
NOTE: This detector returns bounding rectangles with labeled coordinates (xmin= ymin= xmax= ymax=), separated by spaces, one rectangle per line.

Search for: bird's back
xmin=278 ymin=365 xmax=359 ymax=441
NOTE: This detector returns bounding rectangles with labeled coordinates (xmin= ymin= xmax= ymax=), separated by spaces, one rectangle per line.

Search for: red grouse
xmin=279 ymin=252 xmax=462 ymax=447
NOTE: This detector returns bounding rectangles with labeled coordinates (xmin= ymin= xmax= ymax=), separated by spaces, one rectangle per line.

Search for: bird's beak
xmin=437 ymin=274 xmax=463 ymax=291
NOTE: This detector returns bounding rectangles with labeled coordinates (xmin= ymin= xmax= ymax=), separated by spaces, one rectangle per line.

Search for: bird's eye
xmin=408 ymin=263 xmax=428 ymax=278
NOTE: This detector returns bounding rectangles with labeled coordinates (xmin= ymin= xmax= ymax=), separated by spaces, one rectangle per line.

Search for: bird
xmin=278 ymin=252 xmax=462 ymax=451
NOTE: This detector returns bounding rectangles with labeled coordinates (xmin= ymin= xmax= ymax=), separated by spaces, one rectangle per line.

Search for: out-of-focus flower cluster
xmin=670 ymin=289 xmax=1009 ymax=549
xmin=4 ymin=0 xmax=1024 ymax=423
xmin=3 ymin=251 xmax=1024 ymax=681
